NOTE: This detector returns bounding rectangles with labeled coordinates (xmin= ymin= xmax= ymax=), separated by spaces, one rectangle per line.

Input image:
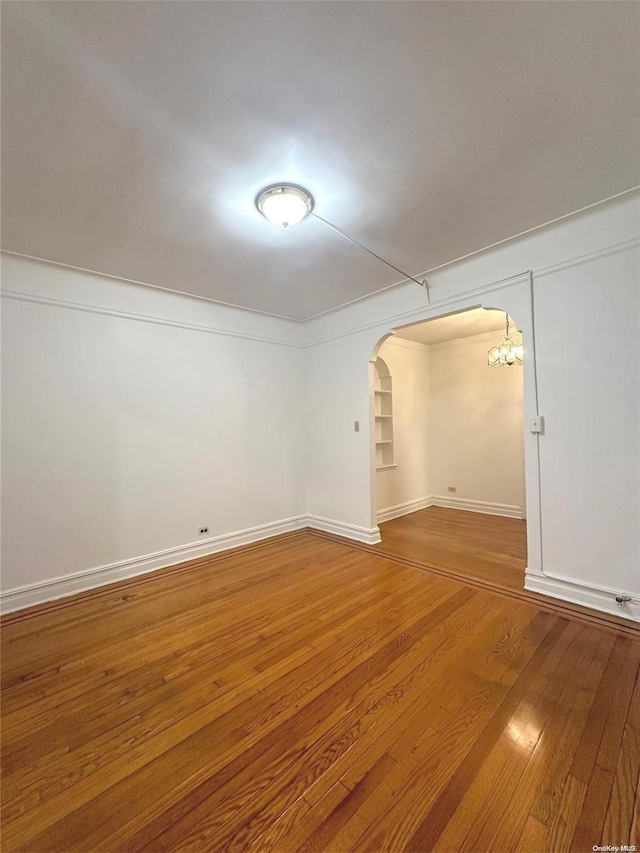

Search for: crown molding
xmin=0 ymin=249 xmax=303 ymax=323
xmin=304 ymin=235 xmax=639 ymax=348
xmin=533 ymin=236 xmax=639 ymax=279
xmin=303 ymin=186 xmax=640 ymax=322
xmin=304 ymin=272 xmax=531 ymax=348
xmin=427 ymin=327 xmax=522 ymax=353
xmin=380 ymin=336 xmax=431 ymax=353
xmin=3 ymin=235 xmax=637 ymax=351
xmin=0 ymin=290 xmax=305 ymax=349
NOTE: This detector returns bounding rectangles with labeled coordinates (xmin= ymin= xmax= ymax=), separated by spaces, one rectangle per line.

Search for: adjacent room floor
xmin=2 ymin=528 xmax=638 ymax=852
xmin=373 ymin=506 xmax=528 ymax=593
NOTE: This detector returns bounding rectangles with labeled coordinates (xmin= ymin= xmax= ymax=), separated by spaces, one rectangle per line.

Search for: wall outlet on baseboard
xmin=447 ymin=486 xmax=456 ymax=493
xmin=199 ymin=527 xmax=209 ymax=535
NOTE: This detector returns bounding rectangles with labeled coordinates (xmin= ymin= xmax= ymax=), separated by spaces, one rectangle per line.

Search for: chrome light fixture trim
xmin=255 ymin=184 xmax=314 ymax=227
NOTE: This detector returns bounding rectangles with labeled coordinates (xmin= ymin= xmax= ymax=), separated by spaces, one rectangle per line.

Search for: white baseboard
xmin=525 ymin=569 xmax=640 ymax=623
xmin=377 ymin=496 xmax=432 ymax=524
xmin=0 ymin=515 xmax=307 ymax=615
xmin=306 ymin=514 xmax=382 ymax=545
xmin=377 ymin=495 xmax=524 ymax=521
xmin=430 ymin=495 xmax=524 ymax=519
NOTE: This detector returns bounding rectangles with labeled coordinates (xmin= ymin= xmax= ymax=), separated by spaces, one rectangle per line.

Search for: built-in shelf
xmin=374 ymin=357 xmax=394 ymax=469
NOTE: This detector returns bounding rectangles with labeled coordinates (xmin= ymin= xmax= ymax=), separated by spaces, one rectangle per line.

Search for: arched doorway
xmin=368 ymin=300 xmax=539 ymax=593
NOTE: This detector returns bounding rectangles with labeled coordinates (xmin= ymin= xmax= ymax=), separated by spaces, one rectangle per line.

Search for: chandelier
xmin=488 ymin=314 xmax=523 ymax=367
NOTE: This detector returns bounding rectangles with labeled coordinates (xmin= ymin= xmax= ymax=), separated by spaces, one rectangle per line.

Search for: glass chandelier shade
xmin=487 ymin=314 xmax=524 ymax=367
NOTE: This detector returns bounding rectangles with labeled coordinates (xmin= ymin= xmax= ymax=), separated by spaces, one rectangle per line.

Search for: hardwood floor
xmin=2 ymin=529 xmax=639 ymax=852
xmin=329 ymin=508 xmax=633 ymax=635
xmin=374 ymin=506 xmax=528 ymax=593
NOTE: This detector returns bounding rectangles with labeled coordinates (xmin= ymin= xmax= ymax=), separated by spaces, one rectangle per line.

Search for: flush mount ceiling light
xmin=255 ymin=182 xmax=431 ymax=301
xmin=488 ymin=313 xmax=524 ymax=367
xmin=255 ymin=184 xmax=314 ymax=228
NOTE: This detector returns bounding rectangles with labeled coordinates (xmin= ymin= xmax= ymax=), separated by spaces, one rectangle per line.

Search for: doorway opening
xmin=370 ymin=306 xmax=528 ymax=593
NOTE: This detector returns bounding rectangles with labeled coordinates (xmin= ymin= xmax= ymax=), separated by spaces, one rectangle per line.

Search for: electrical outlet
xmin=447 ymin=486 xmax=456 ymax=493
xmin=199 ymin=527 xmax=209 ymax=535
xmin=354 ymin=421 xmax=360 ymax=432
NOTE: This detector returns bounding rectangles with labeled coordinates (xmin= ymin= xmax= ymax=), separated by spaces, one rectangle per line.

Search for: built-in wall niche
xmin=374 ymin=357 xmax=395 ymax=469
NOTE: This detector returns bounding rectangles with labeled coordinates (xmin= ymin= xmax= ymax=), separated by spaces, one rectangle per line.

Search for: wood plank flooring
xmin=374 ymin=506 xmax=528 ymax=592
xmin=2 ymin=528 xmax=639 ymax=852
xmin=351 ymin=507 xmax=633 ymax=636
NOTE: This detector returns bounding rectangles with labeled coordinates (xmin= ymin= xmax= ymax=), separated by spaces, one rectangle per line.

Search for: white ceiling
xmin=394 ymin=307 xmax=511 ymax=346
xmin=2 ymin=2 xmax=639 ymax=320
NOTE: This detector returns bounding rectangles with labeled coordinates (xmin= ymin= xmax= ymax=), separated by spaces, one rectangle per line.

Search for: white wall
xmin=427 ymin=331 xmax=525 ymax=514
xmin=305 ymin=191 xmax=640 ymax=621
xmin=1 ymin=256 xmax=306 ymax=608
xmin=534 ymin=247 xmax=639 ymax=594
xmin=375 ymin=338 xmax=430 ymax=517
xmin=304 ymin=330 xmax=377 ymax=542
xmin=2 ymin=192 xmax=639 ymax=621
xmin=374 ymin=330 xmax=525 ymax=520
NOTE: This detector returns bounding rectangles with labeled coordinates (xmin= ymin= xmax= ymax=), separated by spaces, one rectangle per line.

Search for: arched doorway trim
xmin=367 ymin=273 xmax=543 ymax=579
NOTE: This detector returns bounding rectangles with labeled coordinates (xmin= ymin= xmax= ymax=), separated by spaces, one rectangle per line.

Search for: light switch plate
xmin=530 ymin=415 xmax=545 ymax=434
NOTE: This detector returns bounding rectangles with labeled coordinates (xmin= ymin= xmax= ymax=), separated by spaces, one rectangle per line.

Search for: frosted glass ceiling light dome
xmin=256 ymin=184 xmax=314 ymax=228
